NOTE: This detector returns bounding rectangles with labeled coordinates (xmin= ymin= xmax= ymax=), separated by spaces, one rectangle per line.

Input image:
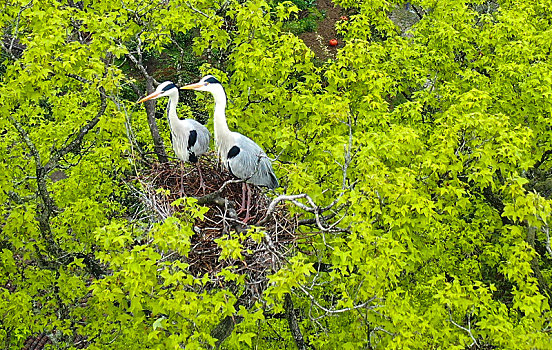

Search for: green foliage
xmin=1 ymin=0 xmax=552 ymax=348
xmin=271 ymin=0 xmax=316 ymax=11
xmin=282 ymin=8 xmax=325 ymax=35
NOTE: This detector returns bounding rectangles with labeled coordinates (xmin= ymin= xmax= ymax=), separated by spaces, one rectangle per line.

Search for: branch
xmin=8 ymin=86 xmax=112 ymax=277
xmin=109 ymin=94 xmax=147 ymax=161
xmin=257 ymin=194 xmax=307 ymax=225
xmin=45 ymin=86 xmax=107 ymax=172
xmin=531 ymin=149 xmax=552 ymax=171
xmin=449 ymin=310 xmax=478 ymax=348
xmin=543 ymin=223 xmax=552 ymax=259
xmin=7 ymin=114 xmax=59 ymax=226
xmin=210 ymin=296 xmax=248 ymax=348
xmin=66 ymin=73 xmax=91 ymax=84
xmin=410 ymin=4 xmax=424 ymax=20
xmin=1 ymin=0 xmax=33 ymax=59
xmin=296 ymin=283 xmax=378 ymax=316
xmin=196 ymin=179 xmax=245 ymax=205
xmin=124 ymin=36 xmax=168 ymax=162
xmin=125 ymin=40 xmax=158 ymax=85
xmin=185 ymin=2 xmax=211 ymax=18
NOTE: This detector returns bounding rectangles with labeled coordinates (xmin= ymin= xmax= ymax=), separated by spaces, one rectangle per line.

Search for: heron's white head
xmin=181 ymin=75 xmax=224 ymax=95
xmin=137 ymin=81 xmax=178 ymax=103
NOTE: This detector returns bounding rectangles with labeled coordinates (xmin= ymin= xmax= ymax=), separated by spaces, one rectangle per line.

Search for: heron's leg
xmin=180 ymin=161 xmax=185 ymax=196
xmin=194 ymin=162 xmax=207 ymax=196
xmin=237 ymin=182 xmax=247 ymax=214
xmin=242 ymin=184 xmax=254 ymax=223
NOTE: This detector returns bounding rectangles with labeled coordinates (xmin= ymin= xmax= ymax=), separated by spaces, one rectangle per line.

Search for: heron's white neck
xmin=166 ymin=91 xmax=179 ymax=125
xmin=211 ymin=85 xmax=231 ymax=149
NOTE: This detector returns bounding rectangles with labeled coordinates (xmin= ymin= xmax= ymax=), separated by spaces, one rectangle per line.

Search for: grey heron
xmin=138 ymin=81 xmax=211 ymax=193
xmin=181 ymin=75 xmax=278 ymax=221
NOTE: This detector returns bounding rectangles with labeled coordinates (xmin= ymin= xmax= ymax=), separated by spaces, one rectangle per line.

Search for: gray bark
xmin=145 ymin=77 xmax=169 ymax=163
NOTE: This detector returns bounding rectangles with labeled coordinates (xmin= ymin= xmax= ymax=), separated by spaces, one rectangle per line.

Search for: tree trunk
xmin=210 ymin=315 xmax=243 ymax=349
xmin=145 ymin=77 xmax=169 ymax=163
xmin=284 ymin=294 xmax=308 ymax=350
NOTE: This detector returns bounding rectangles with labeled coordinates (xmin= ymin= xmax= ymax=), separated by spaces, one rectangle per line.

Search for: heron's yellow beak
xmin=137 ymin=92 xmax=161 ymax=103
xmin=180 ymin=82 xmax=203 ymax=90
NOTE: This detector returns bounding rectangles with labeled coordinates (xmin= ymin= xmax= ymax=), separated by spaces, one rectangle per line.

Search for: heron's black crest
xmin=227 ymin=146 xmax=240 ymax=159
xmin=162 ymin=83 xmax=178 ymax=91
xmin=205 ymin=76 xmax=221 ymax=85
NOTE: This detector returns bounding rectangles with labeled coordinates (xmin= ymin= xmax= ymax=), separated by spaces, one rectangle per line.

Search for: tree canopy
xmin=1 ymin=0 xmax=551 ymax=348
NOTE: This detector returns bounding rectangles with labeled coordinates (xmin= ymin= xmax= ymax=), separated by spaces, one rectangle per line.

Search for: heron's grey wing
xmin=185 ymin=119 xmax=211 ymax=157
xmin=227 ymin=135 xmax=278 ymax=189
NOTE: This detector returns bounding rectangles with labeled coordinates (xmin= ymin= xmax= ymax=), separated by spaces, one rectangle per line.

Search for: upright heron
xmin=181 ymin=75 xmax=278 ymax=221
xmin=138 ymin=81 xmax=211 ymax=193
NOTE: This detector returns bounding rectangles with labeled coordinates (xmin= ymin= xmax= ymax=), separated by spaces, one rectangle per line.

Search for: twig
xmin=185 ymin=2 xmax=211 ymax=18
xmin=126 ymin=51 xmax=158 ymax=86
xmin=2 ymin=0 xmax=33 ymax=59
xmin=449 ymin=310 xmax=478 ymax=347
xmin=296 ymin=283 xmax=378 ymax=316
xmin=109 ymin=93 xmax=146 ymax=163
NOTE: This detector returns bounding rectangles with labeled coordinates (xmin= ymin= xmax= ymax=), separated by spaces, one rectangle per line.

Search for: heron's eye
xmin=204 ymin=82 xmax=209 ymax=86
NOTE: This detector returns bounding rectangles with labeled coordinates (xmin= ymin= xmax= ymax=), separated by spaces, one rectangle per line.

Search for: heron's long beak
xmin=180 ymin=82 xmax=203 ymax=90
xmin=137 ymin=92 xmax=161 ymax=103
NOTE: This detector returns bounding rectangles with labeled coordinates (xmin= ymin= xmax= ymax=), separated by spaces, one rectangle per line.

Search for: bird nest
xmin=131 ymin=154 xmax=298 ymax=298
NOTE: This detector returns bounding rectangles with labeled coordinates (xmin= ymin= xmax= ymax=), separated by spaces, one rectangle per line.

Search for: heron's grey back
xmin=227 ymin=135 xmax=278 ymax=189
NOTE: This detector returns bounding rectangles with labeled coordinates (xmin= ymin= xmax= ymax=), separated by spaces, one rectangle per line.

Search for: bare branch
xmin=257 ymin=194 xmax=307 ymax=225
xmin=185 ymin=2 xmax=211 ymax=18
xmin=2 ymin=0 xmax=33 ymax=59
xmin=109 ymin=94 xmax=147 ymax=161
xmin=527 ymin=224 xmax=552 ymax=297
xmin=449 ymin=310 xmax=478 ymax=347
xmin=124 ymin=34 xmax=158 ymax=85
xmin=296 ymin=283 xmax=379 ymax=316
xmin=126 ymin=51 xmax=159 ymax=85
